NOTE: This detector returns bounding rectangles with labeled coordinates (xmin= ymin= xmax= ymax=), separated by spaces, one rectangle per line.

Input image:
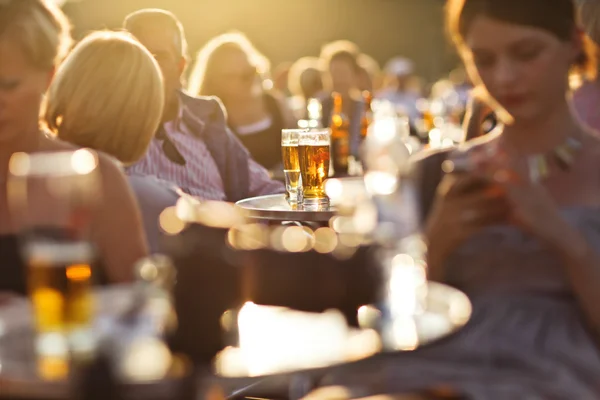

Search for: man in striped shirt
xmin=124 ymin=9 xmax=283 ymax=202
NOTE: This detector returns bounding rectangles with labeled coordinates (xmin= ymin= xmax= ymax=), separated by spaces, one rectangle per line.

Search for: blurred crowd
xmin=5 ymin=0 xmax=600 ymax=397
xmin=181 ymin=31 xmax=475 ymax=169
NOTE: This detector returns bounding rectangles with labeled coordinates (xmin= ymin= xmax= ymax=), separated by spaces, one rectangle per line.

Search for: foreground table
xmin=0 ymin=286 xmax=186 ymax=400
xmin=209 ymin=282 xmax=472 ymax=399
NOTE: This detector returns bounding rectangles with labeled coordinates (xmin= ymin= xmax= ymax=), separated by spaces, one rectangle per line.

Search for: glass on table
xmin=281 ymin=129 xmax=307 ymax=204
xmin=298 ymin=128 xmax=331 ymax=210
xmin=7 ymin=149 xmax=101 ymax=367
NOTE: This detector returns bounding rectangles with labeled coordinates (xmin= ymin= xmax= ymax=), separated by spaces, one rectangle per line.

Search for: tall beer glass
xmin=299 ymin=129 xmax=331 ymax=209
xmin=281 ymin=129 xmax=306 ymax=204
xmin=8 ymin=150 xmax=100 ymax=365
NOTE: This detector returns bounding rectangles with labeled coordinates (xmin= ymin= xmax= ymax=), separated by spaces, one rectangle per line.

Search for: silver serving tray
xmin=235 ymin=194 xmax=336 ymax=222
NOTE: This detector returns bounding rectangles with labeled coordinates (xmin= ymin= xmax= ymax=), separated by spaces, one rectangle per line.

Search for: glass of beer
xmin=7 ymin=150 xmax=101 ymax=364
xmin=299 ymin=129 xmax=331 ymax=209
xmin=281 ymin=129 xmax=306 ymax=204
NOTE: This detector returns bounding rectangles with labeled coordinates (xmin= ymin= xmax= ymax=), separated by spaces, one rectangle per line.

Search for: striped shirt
xmin=127 ymin=106 xmax=283 ymax=201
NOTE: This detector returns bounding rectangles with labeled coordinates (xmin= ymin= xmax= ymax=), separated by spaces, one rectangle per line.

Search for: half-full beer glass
xmin=299 ymin=129 xmax=331 ymax=209
xmin=8 ymin=150 xmax=100 ymax=363
xmin=281 ymin=129 xmax=306 ymax=204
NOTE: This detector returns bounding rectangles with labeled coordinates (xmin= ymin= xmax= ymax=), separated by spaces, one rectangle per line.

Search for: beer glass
xmin=7 ymin=150 xmax=101 ymax=362
xmin=281 ymin=129 xmax=306 ymax=204
xmin=298 ymin=129 xmax=331 ymax=209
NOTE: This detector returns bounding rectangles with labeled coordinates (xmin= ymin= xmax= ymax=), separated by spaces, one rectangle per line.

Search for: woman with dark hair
xmin=326 ymin=0 xmax=600 ymax=397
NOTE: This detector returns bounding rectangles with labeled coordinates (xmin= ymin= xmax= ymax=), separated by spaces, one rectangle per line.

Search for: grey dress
xmin=327 ymin=209 xmax=600 ymax=398
xmin=325 ymin=154 xmax=600 ymax=399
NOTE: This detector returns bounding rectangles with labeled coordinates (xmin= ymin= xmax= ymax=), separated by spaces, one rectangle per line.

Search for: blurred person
xmin=320 ymin=40 xmax=362 ymax=99
xmin=319 ymin=40 xmax=364 ymax=131
xmin=272 ymin=61 xmax=292 ymax=96
xmin=0 ymin=0 xmax=149 ymax=293
xmin=327 ymin=0 xmax=600 ymax=397
xmin=124 ymin=11 xmax=283 ymax=201
xmin=287 ymin=56 xmax=324 ymax=119
xmin=357 ymin=53 xmax=382 ymax=92
xmin=187 ymin=32 xmax=296 ymax=170
xmin=573 ymin=0 xmax=600 ymax=131
xmin=45 ymin=31 xmax=178 ymax=253
xmin=376 ymin=56 xmax=420 ymax=120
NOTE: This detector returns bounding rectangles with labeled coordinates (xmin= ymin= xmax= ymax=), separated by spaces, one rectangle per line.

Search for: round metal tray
xmin=235 ymin=194 xmax=336 ymax=222
xmin=210 ymin=282 xmax=472 ymax=396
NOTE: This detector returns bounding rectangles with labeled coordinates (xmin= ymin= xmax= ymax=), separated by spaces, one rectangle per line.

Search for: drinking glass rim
xmin=282 ymin=128 xmax=310 ymax=134
xmin=299 ymin=128 xmax=330 ymax=135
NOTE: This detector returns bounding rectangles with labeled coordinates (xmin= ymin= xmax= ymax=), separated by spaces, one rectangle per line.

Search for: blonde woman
xmin=45 ymin=31 xmax=178 ymax=253
xmin=0 ymin=0 xmax=148 ymax=293
xmin=187 ymin=32 xmax=296 ymax=170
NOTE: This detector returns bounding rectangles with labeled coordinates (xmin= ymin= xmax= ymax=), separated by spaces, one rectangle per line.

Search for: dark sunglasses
xmin=155 ymin=127 xmax=186 ymax=166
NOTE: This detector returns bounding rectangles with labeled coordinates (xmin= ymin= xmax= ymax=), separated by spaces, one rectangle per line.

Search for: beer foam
xmin=25 ymin=241 xmax=95 ymax=264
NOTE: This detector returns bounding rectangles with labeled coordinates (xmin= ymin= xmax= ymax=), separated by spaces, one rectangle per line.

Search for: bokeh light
xmin=313 ymin=227 xmax=338 ymax=254
xmin=159 ymin=207 xmax=186 ymax=236
xmin=71 ymin=149 xmax=98 ymax=175
xmin=227 ymin=223 xmax=270 ymax=250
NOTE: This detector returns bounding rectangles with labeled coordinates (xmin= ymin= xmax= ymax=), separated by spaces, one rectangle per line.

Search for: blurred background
xmin=58 ymin=0 xmax=459 ymax=83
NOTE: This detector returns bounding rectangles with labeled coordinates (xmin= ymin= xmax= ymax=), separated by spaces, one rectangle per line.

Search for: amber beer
xmin=330 ymin=92 xmax=350 ymax=175
xmin=298 ymin=129 xmax=331 ymax=207
xmin=282 ymin=145 xmax=300 ymax=186
xmin=282 ymin=129 xmax=306 ymax=203
xmin=26 ymin=238 xmax=94 ymax=345
xmin=360 ymin=91 xmax=373 ymax=140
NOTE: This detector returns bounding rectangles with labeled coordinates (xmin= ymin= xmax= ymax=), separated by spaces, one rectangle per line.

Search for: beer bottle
xmin=360 ymin=91 xmax=373 ymax=141
xmin=330 ymin=92 xmax=350 ymax=175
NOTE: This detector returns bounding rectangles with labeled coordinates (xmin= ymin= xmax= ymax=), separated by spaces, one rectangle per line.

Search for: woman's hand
xmin=494 ymin=169 xmax=568 ymax=248
xmin=425 ymin=172 xmax=509 ymax=281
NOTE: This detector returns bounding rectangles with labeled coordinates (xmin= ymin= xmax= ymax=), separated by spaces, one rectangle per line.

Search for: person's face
xmin=300 ymin=69 xmax=323 ymax=99
xmin=464 ymin=15 xmax=579 ymax=122
xmin=213 ymin=49 xmax=259 ymax=101
xmin=328 ymin=59 xmax=358 ymax=95
xmin=0 ymin=38 xmax=51 ymax=142
xmin=132 ymin=26 xmax=185 ymax=108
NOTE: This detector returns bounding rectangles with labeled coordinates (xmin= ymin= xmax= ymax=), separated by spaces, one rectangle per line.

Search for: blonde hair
xmin=0 ymin=0 xmax=72 ymax=71
xmin=187 ymin=31 xmax=270 ymax=96
xmin=45 ymin=31 xmax=164 ymax=164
